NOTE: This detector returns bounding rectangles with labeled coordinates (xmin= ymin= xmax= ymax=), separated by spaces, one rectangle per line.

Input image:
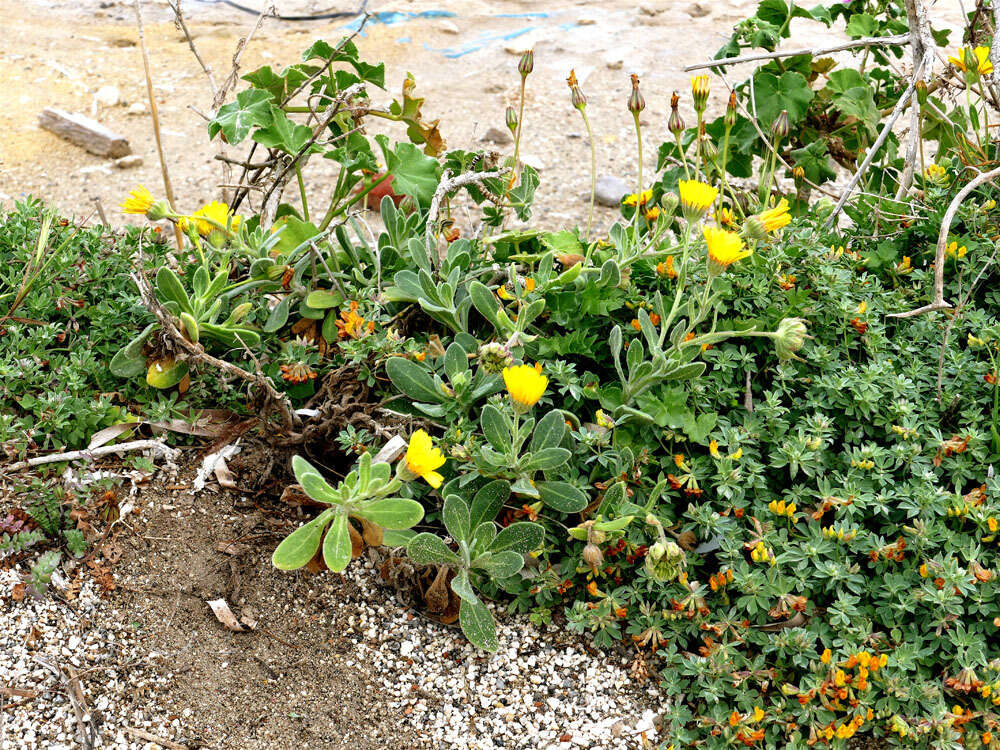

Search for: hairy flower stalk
xmin=509 ymin=50 xmax=533 ymax=191
xmin=668 ymin=91 xmax=690 ymax=181
xmin=691 ymin=75 xmax=710 ymax=177
xmin=628 ymin=74 xmax=646 ymax=234
xmin=568 ymin=69 xmax=596 ymax=241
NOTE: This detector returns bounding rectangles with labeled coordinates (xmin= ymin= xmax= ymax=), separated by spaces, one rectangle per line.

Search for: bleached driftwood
xmin=38 ymin=108 xmax=131 ymax=158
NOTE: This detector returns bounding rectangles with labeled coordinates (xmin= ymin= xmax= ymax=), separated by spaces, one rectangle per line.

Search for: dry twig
xmin=425 ymin=169 xmax=504 ymax=260
xmin=4 ymin=440 xmax=179 ymax=474
xmin=684 ymin=34 xmax=910 ymax=71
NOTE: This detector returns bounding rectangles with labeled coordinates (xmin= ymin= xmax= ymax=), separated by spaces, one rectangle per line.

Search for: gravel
xmin=0 ymin=569 xmax=178 ymax=749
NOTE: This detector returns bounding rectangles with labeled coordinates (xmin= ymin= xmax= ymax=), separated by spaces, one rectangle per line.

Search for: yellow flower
xmin=715 ymin=206 xmax=734 ymax=226
xmin=623 ymin=189 xmax=653 ymax=207
xmin=924 ymin=163 xmax=948 ymax=184
xmin=755 ymin=198 xmax=791 ymax=232
xmin=752 ymin=706 xmax=765 ymax=723
xmin=679 ymin=180 xmax=719 ymax=220
xmin=644 ymin=206 xmax=661 ymax=221
xmin=730 ymin=447 xmax=743 ymax=460
xmin=691 ymin=75 xmax=711 ymax=112
xmin=949 ymin=46 xmax=993 ymax=75
xmin=945 ymin=241 xmax=967 ymax=259
xmin=121 ymin=185 xmax=155 ymax=215
xmin=185 ymin=201 xmax=242 ymax=237
xmin=703 ymin=226 xmax=751 ymax=272
xmin=403 ymin=429 xmax=446 ymax=488
xmin=857 ymin=300 xmax=867 ymax=315
xmin=988 ymin=517 xmax=998 ymax=533
xmin=502 ymin=363 xmax=548 ymax=411
xmin=709 ymin=440 xmax=720 ymax=458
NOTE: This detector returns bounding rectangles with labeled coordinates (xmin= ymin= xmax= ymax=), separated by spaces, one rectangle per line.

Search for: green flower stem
xmin=579 ymin=107 xmax=597 ymax=242
xmin=318 ymin=172 xmax=392 ymax=231
xmin=632 ymin=111 xmax=643 ymax=236
xmin=295 ymin=164 xmax=310 ymax=222
xmin=660 ymin=224 xmax=693 ymax=334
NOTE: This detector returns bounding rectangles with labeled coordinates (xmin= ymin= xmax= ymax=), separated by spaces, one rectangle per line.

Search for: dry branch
xmin=888 ymin=164 xmax=1000 ymax=318
xmin=684 ymin=35 xmax=910 ymax=71
xmin=4 ymin=440 xmax=179 ymax=474
xmin=425 ymin=169 xmax=504 ymax=257
xmin=132 ymin=238 xmax=299 ymax=431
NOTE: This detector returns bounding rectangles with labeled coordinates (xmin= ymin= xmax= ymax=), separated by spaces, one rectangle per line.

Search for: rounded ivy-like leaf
xmin=459 ymin=596 xmax=499 ymax=652
xmin=272 ymin=510 xmax=333 ymax=570
xmin=322 ymin=513 xmax=352 ymax=572
xmin=353 ymin=498 xmax=424 ymax=530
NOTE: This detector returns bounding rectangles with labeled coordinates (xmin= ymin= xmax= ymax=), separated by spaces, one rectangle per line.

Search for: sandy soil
xmin=0 ymin=0 xmax=833 ymax=232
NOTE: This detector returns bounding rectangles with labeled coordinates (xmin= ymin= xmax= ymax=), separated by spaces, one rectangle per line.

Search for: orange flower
xmin=657 ymin=256 xmax=678 ymax=279
xmin=335 ymin=301 xmax=375 ymax=339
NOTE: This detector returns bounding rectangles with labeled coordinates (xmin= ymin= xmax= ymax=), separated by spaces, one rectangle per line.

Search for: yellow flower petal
xmin=502 ymin=364 xmax=548 ymax=411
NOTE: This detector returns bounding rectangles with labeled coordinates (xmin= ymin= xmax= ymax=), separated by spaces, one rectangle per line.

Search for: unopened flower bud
xmin=660 ymin=191 xmax=679 ymax=215
xmin=518 ymin=49 xmax=534 ymax=77
xmin=771 ymin=110 xmax=790 ymax=141
xmin=567 ymin=69 xmax=587 ymax=110
xmin=505 ymin=106 xmax=519 ymax=134
xmin=773 ymin=317 xmax=809 ymax=360
xmin=915 ymin=79 xmax=929 ymax=106
xmin=725 ymin=91 xmax=738 ymax=129
xmin=628 ymin=73 xmax=645 ymax=115
xmin=478 ymin=342 xmax=513 ymax=373
xmin=699 ymin=134 xmax=718 ymax=162
xmin=668 ymin=91 xmax=685 ymax=135
xmin=582 ymin=543 xmax=604 ymax=570
xmin=691 ymin=75 xmax=710 ymax=114
xmin=792 ymin=165 xmax=805 ymax=183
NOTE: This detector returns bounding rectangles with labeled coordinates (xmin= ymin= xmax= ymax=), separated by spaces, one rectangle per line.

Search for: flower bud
xmin=628 ymin=73 xmax=645 ymax=115
xmin=792 ymin=165 xmax=805 ymax=183
xmin=645 ymin=540 xmax=686 ymax=582
xmin=771 ymin=110 xmax=790 ymax=141
xmin=699 ymin=133 xmax=718 ymax=162
xmin=505 ymin=106 xmax=518 ymax=134
xmin=691 ymin=75 xmax=710 ymax=114
xmin=582 ymin=543 xmax=604 ymax=570
xmin=668 ymin=91 xmax=685 ymax=135
xmin=660 ymin=191 xmax=679 ymax=215
xmin=518 ymin=49 xmax=534 ymax=78
xmin=773 ymin=317 xmax=809 ymax=360
xmin=567 ymin=69 xmax=587 ymax=110
xmin=725 ymin=91 xmax=738 ymax=129
xmin=915 ymin=79 xmax=929 ymax=106
xmin=478 ymin=342 xmax=513 ymax=373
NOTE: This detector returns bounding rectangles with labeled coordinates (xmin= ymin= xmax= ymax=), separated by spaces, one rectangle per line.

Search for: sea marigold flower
xmin=679 ymin=180 xmax=719 ymax=221
xmin=120 ymin=185 xmax=156 ymax=216
xmin=503 ymin=363 xmax=548 ymax=411
xmin=703 ymin=226 xmax=751 ymax=275
xmin=400 ymin=429 xmax=446 ymax=488
xmin=623 ymin=189 xmax=654 ymax=207
xmin=185 ymin=201 xmax=242 ymax=237
xmin=715 ymin=206 xmax=734 ymax=226
xmin=949 ymin=45 xmax=993 ymax=76
xmin=756 ymin=198 xmax=792 ymax=233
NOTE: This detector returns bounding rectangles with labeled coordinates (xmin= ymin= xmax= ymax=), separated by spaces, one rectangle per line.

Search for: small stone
xmin=114 ymin=155 xmax=143 ymax=169
xmin=127 ymin=102 xmax=146 ymax=116
xmin=480 ymin=126 xmax=512 ymax=146
xmin=604 ymin=50 xmax=625 ymax=70
xmin=689 ymin=3 xmax=712 ymax=18
xmin=594 ymin=175 xmax=629 ymax=207
xmin=399 ymin=640 xmax=415 ymax=657
xmin=638 ymin=3 xmax=661 ymax=15
xmin=95 ymin=84 xmax=121 ymax=107
xmin=439 ymin=20 xmax=459 ymax=34
xmin=577 ymin=15 xmax=597 ymax=26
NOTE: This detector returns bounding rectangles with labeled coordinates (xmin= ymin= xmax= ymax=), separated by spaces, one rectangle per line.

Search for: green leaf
xmin=789 ymin=140 xmax=837 ymax=184
xmin=526 ymin=447 xmax=571 ymax=471
xmin=450 ymin=568 xmax=478 ymax=604
xmin=536 ymin=481 xmax=588 ymax=513
xmin=263 ymin=296 xmax=292 ymax=333
xmin=481 ymin=550 xmax=524 ymax=579
xmin=374 ymin=135 xmax=441 ymax=208
xmin=155 ymin=267 xmax=193 ymax=315
xmin=407 ymin=532 xmax=461 ymax=565
xmin=444 ymin=341 xmax=469 ymax=380
xmin=292 ymin=455 xmax=339 ymax=505
xmin=469 ymin=280 xmax=503 ymax=327
xmin=459 ymin=596 xmax=499 ymax=652
xmin=305 ymin=290 xmax=344 ymax=310
xmin=386 ymin=356 xmax=445 ymax=404
xmin=442 ymin=494 xmax=471 ymax=543
xmin=490 ymin=521 xmax=544 ymax=555
xmin=469 ymin=480 xmax=510 ymax=529
xmin=272 ymin=510 xmax=332 ymax=570
xmin=353 ymin=498 xmax=424 ymax=530
xmin=110 ymin=323 xmax=155 ymax=378
xmin=530 ymin=409 xmax=567 ymax=452
xmin=480 ymin=404 xmax=510 ymax=452
xmin=209 ymin=89 xmax=275 ymax=144
xmin=322 ymin=513 xmax=352 ymax=572
xmin=253 ymin=107 xmax=321 ymax=155
xmin=598 ymin=481 xmax=627 ymax=515
xmin=752 ymin=71 xmax=814 ymax=125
